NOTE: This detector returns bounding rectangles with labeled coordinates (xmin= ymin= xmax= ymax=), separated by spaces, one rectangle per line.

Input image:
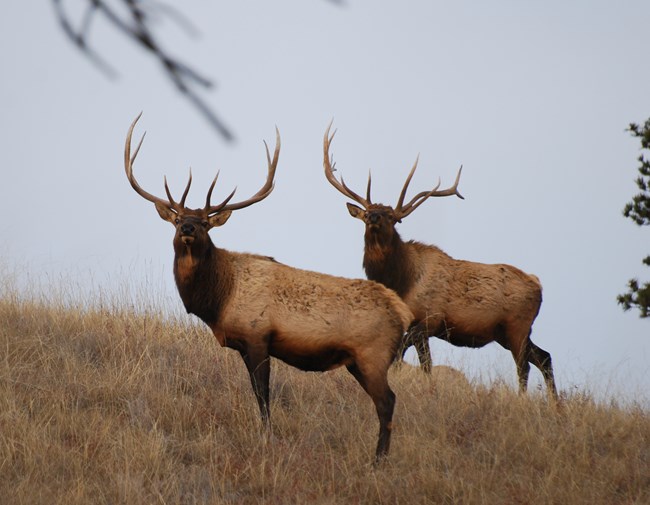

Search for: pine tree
xmin=618 ymin=119 xmax=650 ymax=318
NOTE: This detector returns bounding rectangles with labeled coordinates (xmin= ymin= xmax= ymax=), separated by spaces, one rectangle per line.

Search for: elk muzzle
xmin=366 ymin=211 xmax=388 ymax=231
xmin=180 ymin=222 xmax=196 ymax=245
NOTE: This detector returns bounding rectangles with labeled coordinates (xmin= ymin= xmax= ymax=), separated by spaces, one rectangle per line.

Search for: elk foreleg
xmin=347 ymin=362 xmax=396 ymax=463
xmin=238 ymin=344 xmax=271 ymax=428
xmin=414 ymin=337 xmax=432 ymax=373
xmin=403 ymin=323 xmax=432 ymax=372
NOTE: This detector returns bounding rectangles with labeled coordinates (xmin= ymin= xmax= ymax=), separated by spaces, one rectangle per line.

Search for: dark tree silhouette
xmin=618 ymin=119 xmax=650 ymax=318
xmin=52 ymin=0 xmax=234 ymax=141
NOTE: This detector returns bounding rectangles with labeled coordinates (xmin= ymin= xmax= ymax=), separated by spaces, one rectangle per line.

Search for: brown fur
xmin=123 ymin=116 xmax=416 ymax=461
xmin=323 ymin=124 xmax=556 ymax=398
xmin=348 ymin=204 xmax=557 ymax=399
xmin=124 ymin=118 xmax=414 ymax=461
xmin=166 ymin=210 xmax=413 ymax=462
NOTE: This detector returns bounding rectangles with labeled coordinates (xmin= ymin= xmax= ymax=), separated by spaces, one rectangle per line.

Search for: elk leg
xmin=347 ymin=362 xmax=395 ymax=463
xmin=346 ymin=364 xmax=368 ymax=391
xmin=238 ymin=346 xmax=271 ymax=427
xmin=396 ymin=327 xmax=416 ymax=363
xmin=506 ymin=338 xmax=530 ymax=394
xmin=414 ymin=337 xmax=432 ymax=373
xmin=498 ymin=324 xmax=532 ymax=394
xmin=516 ymin=355 xmax=531 ymax=394
xmin=396 ymin=341 xmax=409 ymax=364
xmin=404 ymin=323 xmax=433 ymax=372
xmin=527 ymin=341 xmax=557 ymax=399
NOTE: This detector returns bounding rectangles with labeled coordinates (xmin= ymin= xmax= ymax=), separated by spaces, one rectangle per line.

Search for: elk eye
xmin=201 ymin=221 xmax=209 ymax=228
xmin=174 ymin=218 xmax=180 ymax=225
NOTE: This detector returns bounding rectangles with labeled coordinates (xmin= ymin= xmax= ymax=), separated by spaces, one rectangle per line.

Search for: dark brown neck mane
xmin=362 ymin=228 xmax=415 ymax=298
xmin=173 ymin=240 xmax=233 ymax=326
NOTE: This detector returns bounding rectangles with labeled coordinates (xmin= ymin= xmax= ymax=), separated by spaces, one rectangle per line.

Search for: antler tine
xmin=365 ymin=170 xmax=373 ymax=204
xmin=179 ymin=169 xmax=193 ymax=207
xmin=205 ymin=170 xmax=237 ymax=214
xmin=428 ymin=165 xmax=463 ymax=199
xmin=395 ymin=154 xmax=420 ymax=212
xmin=323 ymin=121 xmax=370 ymax=208
xmin=163 ymin=176 xmax=178 ymax=207
xmin=397 ymin=165 xmax=464 ymax=220
xmin=124 ymin=113 xmax=176 ymax=211
xmin=204 ymin=171 xmax=219 ymax=209
xmin=206 ymin=127 xmax=281 ymax=215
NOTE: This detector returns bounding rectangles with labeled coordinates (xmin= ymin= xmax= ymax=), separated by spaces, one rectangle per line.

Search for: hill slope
xmin=1 ymin=291 xmax=648 ymax=504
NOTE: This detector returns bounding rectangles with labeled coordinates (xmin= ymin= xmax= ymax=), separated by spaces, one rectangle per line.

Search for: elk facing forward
xmin=123 ymin=114 xmax=414 ymax=461
xmin=323 ymin=124 xmax=557 ymax=398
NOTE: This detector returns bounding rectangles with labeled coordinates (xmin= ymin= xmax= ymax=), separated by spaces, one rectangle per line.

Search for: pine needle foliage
xmin=618 ymin=119 xmax=650 ymax=317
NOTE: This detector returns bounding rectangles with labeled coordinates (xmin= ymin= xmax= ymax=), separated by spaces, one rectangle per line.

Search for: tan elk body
xmin=122 ymin=114 xmax=414 ymax=461
xmin=197 ymin=249 xmax=413 ymax=372
xmin=323 ymin=124 xmax=557 ymax=398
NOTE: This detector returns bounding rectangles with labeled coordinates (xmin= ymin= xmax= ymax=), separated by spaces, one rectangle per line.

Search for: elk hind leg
xmin=502 ymin=330 xmax=531 ymax=394
xmin=527 ymin=341 xmax=557 ymax=399
xmin=346 ymin=361 xmax=396 ymax=463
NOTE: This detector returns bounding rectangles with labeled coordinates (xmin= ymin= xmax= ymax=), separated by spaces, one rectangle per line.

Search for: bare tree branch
xmin=52 ymin=0 xmax=119 ymax=79
xmin=51 ymin=0 xmax=234 ymax=141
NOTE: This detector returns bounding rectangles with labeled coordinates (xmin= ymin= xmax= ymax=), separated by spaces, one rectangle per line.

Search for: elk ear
xmin=208 ymin=210 xmax=232 ymax=228
xmin=346 ymin=203 xmax=365 ymax=220
xmin=155 ymin=203 xmax=177 ymax=223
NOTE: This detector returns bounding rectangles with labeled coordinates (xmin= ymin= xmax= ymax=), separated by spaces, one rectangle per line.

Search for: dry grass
xmin=1 ymin=281 xmax=648 ymax=504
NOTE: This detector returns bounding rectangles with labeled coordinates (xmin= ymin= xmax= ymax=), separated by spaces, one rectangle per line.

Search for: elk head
xmin=124 ymin=113 xmax=280 ymax=255
xmin=323 ymin=122 xmax=464 ymax=244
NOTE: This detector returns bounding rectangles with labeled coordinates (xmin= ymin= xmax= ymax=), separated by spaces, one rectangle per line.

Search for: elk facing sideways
xmin=323 ymin=124 xmax=557 ymax=398
xmin=123 ymin=114 xmax=415 ymax=461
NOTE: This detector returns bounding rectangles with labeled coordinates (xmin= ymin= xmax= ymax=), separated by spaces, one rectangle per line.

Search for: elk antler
xmin=204 ymin=127 xmax=281 ymax=215
xmin=394 ymin=160 xmax=464 ymax=220
xmin=125 ymin=113 xmax=279 ymax=215
xmin=125 ymin=112 xmax=188 ymax=213
xmin=323 ymin=121 xmax=372 ymax=209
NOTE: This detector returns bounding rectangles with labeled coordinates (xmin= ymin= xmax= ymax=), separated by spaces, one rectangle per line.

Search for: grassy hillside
xmin=1 ymin=285 xmax=648 ymax=504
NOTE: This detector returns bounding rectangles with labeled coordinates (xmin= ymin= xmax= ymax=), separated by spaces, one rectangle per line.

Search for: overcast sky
xmin=1 ymin=1 xmax=648 ymax=403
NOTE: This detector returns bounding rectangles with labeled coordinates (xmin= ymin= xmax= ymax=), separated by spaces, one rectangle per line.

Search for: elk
xmin=122 ymin=114 xmax=415 ymax=462
xmin=323 ymin=123 xmax=557 ymax=399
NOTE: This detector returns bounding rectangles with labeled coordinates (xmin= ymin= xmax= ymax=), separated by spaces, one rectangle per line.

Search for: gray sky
xmin=1 ymin=1 xmax=648 ymax=403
